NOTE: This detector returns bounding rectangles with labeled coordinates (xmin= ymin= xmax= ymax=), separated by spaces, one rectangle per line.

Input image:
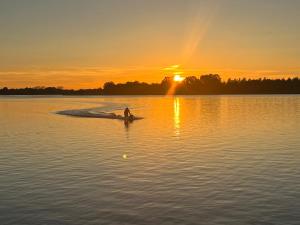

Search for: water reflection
xmin=1 ymin=96 xmax=300 ymax=225
xmin=173 ymin=97 xmax=181 ymax=136
xmin=124 ymin=120 xmax=131 ymax=130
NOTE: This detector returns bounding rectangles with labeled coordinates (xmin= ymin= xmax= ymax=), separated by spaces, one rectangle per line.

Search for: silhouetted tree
xmin=0 ymin=86 xmax=102 ymax=95
xmin=1 ymin=75 xmax=300 ymax=95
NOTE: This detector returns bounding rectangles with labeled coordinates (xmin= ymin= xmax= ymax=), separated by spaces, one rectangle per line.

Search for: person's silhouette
xmin=124 ymin=107 xmax=131 ymax=119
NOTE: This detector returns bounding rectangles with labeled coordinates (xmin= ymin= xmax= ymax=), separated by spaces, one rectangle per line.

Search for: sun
xmin=173 ymin=74 xmax=185 ymax=82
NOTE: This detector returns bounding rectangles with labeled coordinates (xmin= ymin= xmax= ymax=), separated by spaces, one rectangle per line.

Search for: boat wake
xmin=56 ymin=103 xmax=143 ymax=120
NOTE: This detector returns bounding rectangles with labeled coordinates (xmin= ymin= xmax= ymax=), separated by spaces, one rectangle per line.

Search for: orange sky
xmin=1 ymin=0 xmax=300 ymax=88
xmin=1 ymin=65 xmax=299 ymax=89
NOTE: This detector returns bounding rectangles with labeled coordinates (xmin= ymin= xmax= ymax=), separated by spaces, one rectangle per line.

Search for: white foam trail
xmin=56 ymin=104 xmax=143 ymax=120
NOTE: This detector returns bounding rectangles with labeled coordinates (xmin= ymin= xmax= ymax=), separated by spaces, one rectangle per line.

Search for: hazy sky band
xmin=1 ymin=0 xmax=300 ymax=88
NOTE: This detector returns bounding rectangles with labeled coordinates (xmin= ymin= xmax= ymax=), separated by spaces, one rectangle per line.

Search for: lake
xmin=0 ymin=95 xmax=299 ymax=225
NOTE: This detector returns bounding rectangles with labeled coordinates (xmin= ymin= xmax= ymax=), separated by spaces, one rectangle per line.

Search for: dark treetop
xmin=1 ymin=75 xmax=300 ymax=95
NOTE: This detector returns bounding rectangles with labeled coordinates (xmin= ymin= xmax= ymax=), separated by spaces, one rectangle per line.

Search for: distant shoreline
xmin=1 ymin=75 xmax=300 ymax=95
xmin=1 ymin=92 xmax=300 ymax=96
xmin=1 ymin=94 xmax=300 ymax=96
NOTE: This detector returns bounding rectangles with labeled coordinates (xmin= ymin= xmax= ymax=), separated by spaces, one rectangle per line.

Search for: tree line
xmin=1 ymin=75 xmax=300 ymax=95
xmin=0 ymin=86 xmax=102 ymax=95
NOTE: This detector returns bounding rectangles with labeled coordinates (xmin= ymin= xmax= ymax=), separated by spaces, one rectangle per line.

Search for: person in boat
xmin=124 ymin=107 xmax=132 ymax=119
xmin=124 ymin=107 xmax=134 ymax=122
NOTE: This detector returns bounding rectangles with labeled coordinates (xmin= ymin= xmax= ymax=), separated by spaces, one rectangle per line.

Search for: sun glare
xmin=173 ymin=75 xmax=184 ymax=82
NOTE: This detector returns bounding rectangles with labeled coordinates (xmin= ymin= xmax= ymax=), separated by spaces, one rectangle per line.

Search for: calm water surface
xmin=0 ymin=95 xmax=300 ymax=225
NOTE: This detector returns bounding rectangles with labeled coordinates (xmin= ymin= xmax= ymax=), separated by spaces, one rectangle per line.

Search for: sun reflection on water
xmin=173 ymin=97 xmax=181 ymax=136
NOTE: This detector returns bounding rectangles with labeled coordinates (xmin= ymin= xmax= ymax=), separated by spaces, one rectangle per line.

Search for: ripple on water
xmin=0 ymin=95 xmax=300 ymax=225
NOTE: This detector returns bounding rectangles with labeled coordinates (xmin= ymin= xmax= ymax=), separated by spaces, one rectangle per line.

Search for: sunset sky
xmin=1 ymin=0 xmax=300 ymax=88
